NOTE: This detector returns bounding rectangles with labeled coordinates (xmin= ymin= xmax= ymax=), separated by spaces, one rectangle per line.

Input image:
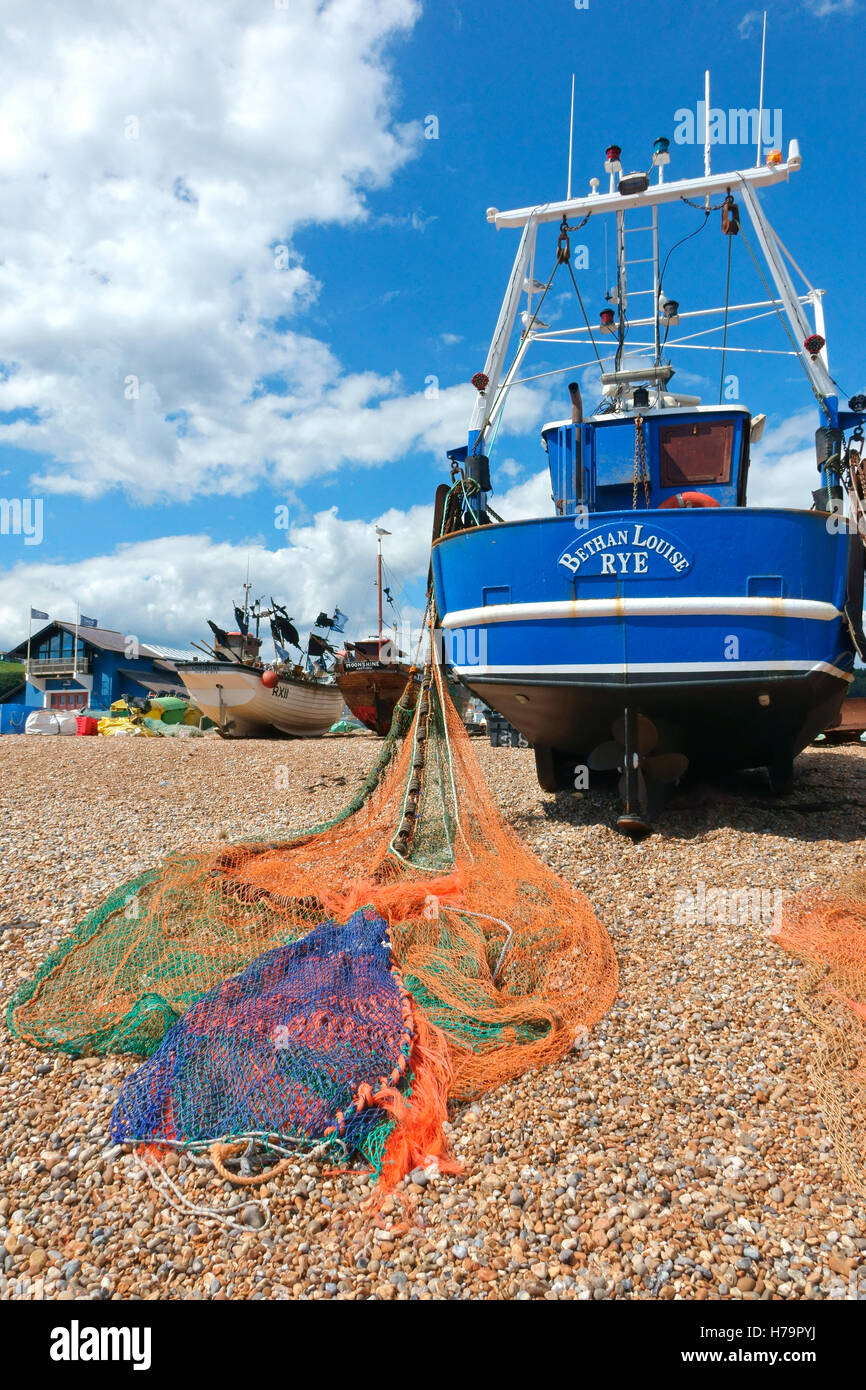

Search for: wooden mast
xmin=377 ymin=536 xmax=384 ymax=657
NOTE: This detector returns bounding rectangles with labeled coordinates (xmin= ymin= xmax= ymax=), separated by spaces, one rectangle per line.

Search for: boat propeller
xmin=587 ymin=713 xmax=688 ymax=834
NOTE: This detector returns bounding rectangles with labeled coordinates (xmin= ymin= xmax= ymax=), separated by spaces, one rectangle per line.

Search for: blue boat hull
xmin=432 ymin=507 xmax=858 ymax=779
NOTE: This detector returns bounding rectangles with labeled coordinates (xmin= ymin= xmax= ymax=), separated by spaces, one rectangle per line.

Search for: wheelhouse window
xmin=658 ymin=421 xmax=733 ymax=486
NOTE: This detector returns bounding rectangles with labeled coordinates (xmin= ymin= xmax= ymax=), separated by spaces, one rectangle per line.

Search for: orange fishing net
xmin=8 ymin=662 xmax=617 ymax=1185
xmin=774 ymin=881 xmax=866 ymax=1199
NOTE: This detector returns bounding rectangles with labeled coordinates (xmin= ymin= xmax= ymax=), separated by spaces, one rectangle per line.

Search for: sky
xmin=0 ymin=0 xmax=864 ymax=654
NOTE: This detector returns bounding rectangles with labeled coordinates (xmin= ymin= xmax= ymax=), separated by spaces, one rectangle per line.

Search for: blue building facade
xmin=2 ymin=621 xmax=192 ymax=713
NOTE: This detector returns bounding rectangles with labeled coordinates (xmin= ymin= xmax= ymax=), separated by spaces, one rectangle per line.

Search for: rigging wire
xmin=564 ymin=256 xmax=604 ymax=367
xmin=658 ymin=207 xmax=712 ymax=301
xmin=731 ymin=187 xmax=834 ymax=416
xmin=466 ymin=255 xmax=562 ymax=459
xmin=639 ymin=201 xmax=716 ymax=372
xmin=467 ymin=212 xmax=591 ymax=459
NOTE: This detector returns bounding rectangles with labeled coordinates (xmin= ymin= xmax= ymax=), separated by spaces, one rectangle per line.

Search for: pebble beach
xmin=2 ymin=732 xmax=865 ymax=1302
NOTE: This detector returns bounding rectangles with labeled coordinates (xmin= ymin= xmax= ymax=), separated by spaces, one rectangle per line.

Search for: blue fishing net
xmin=110 ymin=906 xmax=410 ymax=1167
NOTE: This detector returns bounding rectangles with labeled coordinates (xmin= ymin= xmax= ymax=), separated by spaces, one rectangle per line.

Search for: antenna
xmin=704 ymin=70 xmax=711 ymax=178
xmin=756 ymin=10 xmax=768 ymax=168
xmin=566 ymin=74 xmax=575 ymax=201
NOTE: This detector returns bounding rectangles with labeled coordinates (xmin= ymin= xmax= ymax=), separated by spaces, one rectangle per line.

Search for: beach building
xmin=1 ymin=618 xmax=200 ymax=713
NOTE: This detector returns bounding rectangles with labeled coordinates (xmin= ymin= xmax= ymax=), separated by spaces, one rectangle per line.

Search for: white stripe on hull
xmin=180 ymin=668 xmax=343 ymax=737
xmin=442 ymin=596 xmax=842 ymax=628
xmin=453 ymin=660 xmax=854 ymax=681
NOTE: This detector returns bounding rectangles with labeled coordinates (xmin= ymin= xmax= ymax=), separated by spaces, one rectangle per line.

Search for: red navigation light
xmin=600 ymin=308 xmax=616 ymax=334
xmin=804 ymin=334 xmax=825 ymax=359
xmin=471 ymin=371 xmax=489 ymax=392
xmin=605 ymin=145 xmax=621 ymax=162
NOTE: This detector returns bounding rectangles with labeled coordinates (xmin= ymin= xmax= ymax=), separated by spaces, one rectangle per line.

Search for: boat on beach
xmin=431 ymin=115 xmax=866 ymax=830
xmin=178 ymin=661 xmax=343 ymax=739
xmin=336 ymin=637 xmax=413 ymax=736
xmin=176 ymin=592 xmax=343 ymax=738
xmin=335 ymin=530 xmax=414 ymax=734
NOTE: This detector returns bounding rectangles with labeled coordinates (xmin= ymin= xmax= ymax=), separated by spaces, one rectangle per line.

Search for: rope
xmin=465 ymin=211 xmax=593 ymax=483
xmin=209 ymin=1141 xmax=293 ymax=1188
xmin=439 ymin=906 xmax=515 ymax=981
xmin=431 ymin=651 xmax=471 ymax=860
xmin=137 ymin=1153 xmax=268 ymax=1233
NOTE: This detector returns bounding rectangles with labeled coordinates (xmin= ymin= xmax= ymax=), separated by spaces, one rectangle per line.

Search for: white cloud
xmin=494 ymin=469 xmax=552 ymax=518
xmin=738 ymin=10 xmax=764 ymax=38
xmin=0 ymin=464 xmax=556 ymax=651
xmin=0 ymin=509 xmax=430 ymax=653
xmin=0 ymin=0 xmax=444 ymax=503
xmin=803 ymin=0 xmax=857 ymax=16
xmin=747 ymin=408 xmax=820 ymax=506
xmin=440 ymin=333 xmax=463 ymax=346
xmin=496 ymin=457 xmax=523 ymax=480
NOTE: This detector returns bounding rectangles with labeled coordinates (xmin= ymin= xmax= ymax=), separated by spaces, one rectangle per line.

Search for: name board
xmin=557 ymin=521 xmax=694 ymax=578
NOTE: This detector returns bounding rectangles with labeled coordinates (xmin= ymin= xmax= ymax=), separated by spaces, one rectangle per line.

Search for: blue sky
xmin=0 ymin=0 xmax=863 ymax=650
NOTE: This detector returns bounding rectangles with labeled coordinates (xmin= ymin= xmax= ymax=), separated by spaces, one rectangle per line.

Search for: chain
xmin=680 ymin=194 xmax=730 ymax=213
xmin=632 ymin=415 xmax=650 ymax=510
xmin=846 ymin=434 xmax=866 ymax=550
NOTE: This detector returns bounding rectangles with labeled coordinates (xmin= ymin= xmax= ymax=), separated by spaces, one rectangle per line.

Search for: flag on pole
xmin=274 ymin=642 xmax=291 ymax=663
xmin=30 ymin=607 xmax=48 ymax=620
xmin=80 ymin=615 xmax=98 ymax=628
xmin=331 ymin=608 xmax=348 ymax=633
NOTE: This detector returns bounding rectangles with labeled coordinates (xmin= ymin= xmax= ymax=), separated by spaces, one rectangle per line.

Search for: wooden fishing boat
xmin=176 ymin=660 xmax=342 ymax=738
xmin=335 ymin=530 xmax=415 ymax=734
xmin=176 ymin=590 xmax=343 ymax=738
xmin=336 ymin=638 xmax=413 ymax=736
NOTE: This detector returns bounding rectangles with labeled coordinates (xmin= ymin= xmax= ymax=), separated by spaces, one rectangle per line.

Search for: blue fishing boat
xmin=431 ymin=121 xmax=866 ymax=831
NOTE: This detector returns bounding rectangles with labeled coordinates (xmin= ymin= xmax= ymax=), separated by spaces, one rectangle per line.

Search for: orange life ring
xmin=659 ymin=491 xmax=720 ymax=509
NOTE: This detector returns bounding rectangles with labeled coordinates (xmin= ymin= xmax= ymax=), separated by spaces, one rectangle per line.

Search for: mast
xmin=566 ymin=74 xmax=575 ymax=201
xmin=377 ymin=541 xmax=383 ymax=653
xmin=468 ymin=214 xmax=539 ymax=445
xmin=374 ymin=526 xmax=392 ymax=658
xmin=756 ymin=12 xmax=768 ymax=169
